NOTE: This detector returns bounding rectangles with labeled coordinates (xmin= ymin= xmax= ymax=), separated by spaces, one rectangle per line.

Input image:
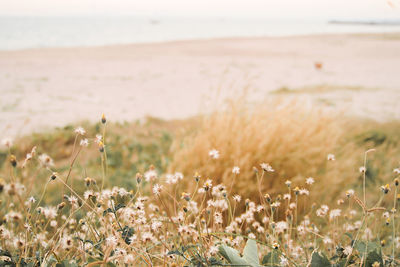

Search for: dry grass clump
xmin=169 ymin=100 xmax=358 ymax=203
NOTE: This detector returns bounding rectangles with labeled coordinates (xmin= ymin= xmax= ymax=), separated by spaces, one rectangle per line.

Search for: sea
xmin=1 ymin=16 xmax=400 ymax=50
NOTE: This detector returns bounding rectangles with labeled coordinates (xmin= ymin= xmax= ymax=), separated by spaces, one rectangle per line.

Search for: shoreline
xmin=1 ymin=31 xmax=400 ymax=52
xmin=1 ymin=32 xmax=400 ymax=137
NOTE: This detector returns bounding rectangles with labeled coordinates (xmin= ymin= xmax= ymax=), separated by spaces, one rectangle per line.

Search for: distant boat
xmin=328 ymin=20 xmax=400 ymax=26
xmin=149 ymin=19 xmax=160 ymax=25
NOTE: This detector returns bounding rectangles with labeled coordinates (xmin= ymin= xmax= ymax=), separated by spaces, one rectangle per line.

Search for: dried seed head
xmin=181 ymin=192 xmax=190 ymax=201
xmin=381 ymin=184 xmax=390 ymax=194
xmin=294 ymin=187 xmax=300 ymax=195
xmin=50 ymin=172 xmax=58 ymax=181
xmin=394 ymin=178 xmax=399 ymax=187
xmin=84 ymin=177 xmax=95 ymax=186
xmin=272 ymin=242 xmax=280 ymax=250
xmin=98 ymin=141 xmax=104 ymax=153
xmin=101 ymin=113 xmax=106 ymax=124
xmin=57 ymin=202 xmax=66 ymax=210
xmin=136 ymin=173 xmax=142 ymax=184
xmin=0 ymin=178 xmax=4 ymax=193
xmin=9 ymin=155 xmax=17 ymax=167
xmin=193 ymin=172 xmax=201 ymax=182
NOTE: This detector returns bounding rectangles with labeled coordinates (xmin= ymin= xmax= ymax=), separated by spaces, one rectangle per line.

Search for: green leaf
xmin=365 ymin=251 xmax=383 ymax=266
xmin=218 ymin=245 xmax=249 ymax=266
xmin=310 ymin=251 xmax=331 ymax=267
xmin=102 ymin=208 xmax=113 ymax=216
xmin=262 ymin=251 xmax=279 ymax=266
xmin=55 ymin=260 xmax=79 ymax=267
xmin=242 ymin=240 xmax=260 ymax=266
xmin=114 ymin=203 xmax=126 ymax=211
xmin=354 ymin=241 xmax=380 ymax=255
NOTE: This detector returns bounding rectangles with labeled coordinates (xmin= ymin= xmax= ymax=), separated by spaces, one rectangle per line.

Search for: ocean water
xmin=1 ymin=16 xmax=400 ymax=50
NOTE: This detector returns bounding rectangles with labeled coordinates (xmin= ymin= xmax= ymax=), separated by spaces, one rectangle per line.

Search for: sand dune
xmin=1 ymin=33 xmax=400 ymax=137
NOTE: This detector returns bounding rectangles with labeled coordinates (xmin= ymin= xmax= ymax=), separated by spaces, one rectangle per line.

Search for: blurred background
xmin=1 ymin=0 xmax=400 ymax=202
xmin=0 ymin=0 xmax=400 ymax=136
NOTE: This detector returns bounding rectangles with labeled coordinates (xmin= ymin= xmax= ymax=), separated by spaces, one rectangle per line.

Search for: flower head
xmin=152 ymin=184 xmax=163 ymax=196
xmin=260 ymin=163 xmax=274 ymax=172
xmin=306 ymin=177 xmax=314 ymax=185
xmin=232 ymin=166 xmax=240 ymax=174
xmin=74 ymin=127 xmax=86 ymax=136
xmin=327 ymin=154 xmax=335 ymax=161
xmin=208 ymin=149 xmax=220 ymax=159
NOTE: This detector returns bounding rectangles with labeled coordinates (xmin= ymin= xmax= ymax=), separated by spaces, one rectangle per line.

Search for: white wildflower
xmin=329 ymin=209 xmax=341 ymax=220
xmin=152 ymin=184 xmax=162 ymax=196
xmin=232 ymin=166 xmax=240 ymax=174
xmin=260 ymin=163 xmax=274 ymax=172
xmin=80 ymin=138 xmax=89 ymax=147
xmin=74 ymin=126 xmax=86 ymax=135
xmin=306 ymin=177 xmax=315 ymax=185
xmin=327 ymin=153 xmax=335 ymax=161
xmin=209 ymin=149 xmax=220 ymax=159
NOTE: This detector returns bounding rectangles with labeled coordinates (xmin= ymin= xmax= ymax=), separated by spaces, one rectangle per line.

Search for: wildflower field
xmin=0 ymin=105 xmax=400 ymax=266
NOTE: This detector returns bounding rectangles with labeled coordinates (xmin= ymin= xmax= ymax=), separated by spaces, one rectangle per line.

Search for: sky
xmin=0 ymin=0 xmax=399 ymax=19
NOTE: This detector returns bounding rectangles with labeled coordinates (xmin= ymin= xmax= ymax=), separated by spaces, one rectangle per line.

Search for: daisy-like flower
xmin=95 ymin=134 xmax=102 ymax=144
xmin=105 ymin=235 xmax=118 ymax=248
xmin=80 ymin=138 xmax=89 ymax=147
xmin=260 ymin=163 xmax=274 ymax=172
xmin=323 ymin=236 xmax=333 ymax=244
xmin=346 ymin=189 xmax=355 ymax=198
xmin=327 ymin=153 xmax=335 ymax=161
xmin=232 ymin=166 xmax=240 ymax=174
xmin=38 ymin=154 xmax=54 ymax=168
xmin=359 ymin=166 xmax=366 ymax=173
xmin=74 ymin=126 xmax=86 ymax=136
xmin=329 ymin=209 xmax=341 ymax=220
xmin=144 ymin=169 xmax=157 ymax=182
xmin=299 ymin=188 xmax=309 ymax=196
xmin=280 ymin=256 xmax=289 ymax=266
xmin=152 ymin=184 xmax=163 ymax=196
xmin=233 ymin=195 xmax=241 ymax=202
xmin=42 ymin=207 xmax=57 ymax=219
xmin=394 ymin=168 xmax=400 ymax=175
xmin=306 ymin=177 xmax=314 ymax=185
xmin=203 ymin=179 xmax=212 ymax=191
xmin=28 ymin=196 xmax=36 ymax=204
xmin=208 ymin=149 xmax=220 ymax=159
xmin=285 ymin=180 xmax=291 ymax=187
xmin=209 ymin=246 xmax=219 ymax=256
xmin=343 ymin=246 xmax=353 ymax=256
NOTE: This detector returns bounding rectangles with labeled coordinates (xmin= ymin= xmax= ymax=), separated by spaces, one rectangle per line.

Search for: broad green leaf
xmin=218 ymin=245 xmax=249 ymax=266
xmin=310 ymin=251 xmax=331 ymax=267
xmin=262 ymin=251 xmax=280 ymax=266
xmin=243 ymin=240 xmax=260 ymax=266
xmin=354 ymin=241 xmax=381 ymax=255
xmin=55 ymin=260 xmax=79 ymax=267
xmin=365 ymin=251 xmax=383 ymax=266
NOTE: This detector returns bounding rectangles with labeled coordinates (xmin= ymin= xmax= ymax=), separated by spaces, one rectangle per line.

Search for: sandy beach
xmin=1 ymin=33 xmax=400 ymax=137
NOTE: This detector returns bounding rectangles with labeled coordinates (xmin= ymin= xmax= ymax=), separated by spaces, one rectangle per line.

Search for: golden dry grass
xmin=168 ymin=100 xmax=391 ymax=206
